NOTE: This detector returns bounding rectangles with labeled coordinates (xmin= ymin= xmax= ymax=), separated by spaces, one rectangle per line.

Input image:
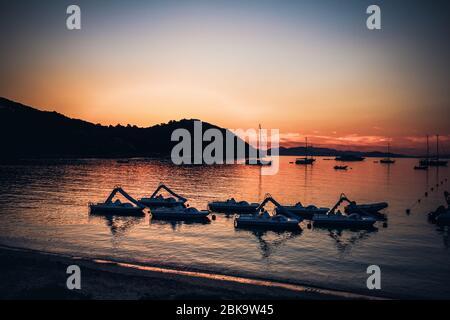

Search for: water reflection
xmin=326 ymin=228 xmax=378 ymax=255
xmin=1 ymin=157 xmax=450 ymax=298
xmin=384 ymin=162 xmax=392 ymax=187
xmin=236 ymin=229 xmax=301 ymax=259
xmin=149 ymin=216 xmax=211 ymax=231
xmin=89 ymin=213 xmax=145 ymax=237
xmin=438 ymin=226 xmax=450 ymax=248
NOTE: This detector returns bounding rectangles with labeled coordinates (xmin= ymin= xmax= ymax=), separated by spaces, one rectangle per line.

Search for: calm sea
xmin=0 ymin=157 xmax=449 ymax=298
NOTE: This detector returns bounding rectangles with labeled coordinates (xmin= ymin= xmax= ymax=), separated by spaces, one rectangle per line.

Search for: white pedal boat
xmin=139 ymin=183 xmax=187 ymax=208
xmin=151 ymin=206 xmax=209 ymax=220
xmin=235 ymin=211 xmax=301 ymax=231
xmin=89 ymin=187 xmax=145 ymax=215
xmin=345 ymin=202 xmax=388 ymax=214
xmin=208 ymin=198 xmax=259 ymax=213
xmin=282 ymin=202 xmax=330 ymax=219
xmin=139 ymin=195 xmax=186 ymax=207
xmin=312 ymin=212 xmax=376 ymax=229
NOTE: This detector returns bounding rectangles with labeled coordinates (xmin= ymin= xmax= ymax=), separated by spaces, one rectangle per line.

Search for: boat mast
xmin=258 ymin=124 xmax=261 ymax=159
xmin=387 ymin=141 xmax=390 ymax=159
xmin=305 ymin=137 xmax=308 ymax=159
xmin=426 ymin=134 xmax=429 ymax=162
xmin=436 ymin=134 xmax=439 ymax=161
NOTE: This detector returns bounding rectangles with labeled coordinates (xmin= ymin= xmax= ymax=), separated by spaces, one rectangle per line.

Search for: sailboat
xmin=418 ymin=135 xmax=447 ymax=167
xmin=295 ymin=137 xmax=315 ymax=165
xmin=245 ymin=124 xmax=272 ymax=166
xmin=415 ymin=135 xmax=430 ymax=170
xmin=380 ymin=141 xmax=395 ymax=164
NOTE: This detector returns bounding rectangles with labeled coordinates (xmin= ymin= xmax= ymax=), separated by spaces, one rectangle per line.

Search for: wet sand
xmin=0 ymin=245 xmax=381 ymax=300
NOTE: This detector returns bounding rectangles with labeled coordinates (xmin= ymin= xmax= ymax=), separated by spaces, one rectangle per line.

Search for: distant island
xmin=1 ymin=97 xmax=415 ymax=161
xmin=271 ymin=146 xmax=408 ymax=158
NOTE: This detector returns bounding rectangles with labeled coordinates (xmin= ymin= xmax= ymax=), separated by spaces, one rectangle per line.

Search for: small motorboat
xmin=312 ymin=212 xmax=376 ymax=229
xmin=89 ymin=187 xmax=145 ymax=215
xmin=151 ymin=205 xmax=210 ymax=220
xmin=116 ymin=159 xmax=130 ymax=164
xmin=414 ymin=165 xmax=428 ymax=170
xmin=295 ymin=157 xmax=315 ymax=165
xmin=334 ymin=165 xmax=348 ymax=170
xmin=139 ymin=183 xmax=187 ymax=207
xmin=345 ymin=202 xmax=388 ymax=214
xmin=335 ymin=155 xmax=365 ymax=161
xmin=281 ymin=202 xmax=329 ymax=219
xmin=208 ymin=198 xmax=259 ymax=213
xmin=235 ymin=211 xmax=301 ymax=231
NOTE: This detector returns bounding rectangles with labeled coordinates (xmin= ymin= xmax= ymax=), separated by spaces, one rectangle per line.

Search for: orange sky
xmin=1 ymin=1 xmax=449 ymax=154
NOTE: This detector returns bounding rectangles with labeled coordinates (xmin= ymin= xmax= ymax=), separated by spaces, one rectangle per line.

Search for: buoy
xmin=406 ymin=209 xmax=411 ymax=214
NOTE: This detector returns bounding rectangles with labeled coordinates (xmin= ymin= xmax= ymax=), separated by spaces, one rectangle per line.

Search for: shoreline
xmin=0 ymin=154 xmax=422 ymax=163
xmin=0 ymin=245 xmax=385 ymax=300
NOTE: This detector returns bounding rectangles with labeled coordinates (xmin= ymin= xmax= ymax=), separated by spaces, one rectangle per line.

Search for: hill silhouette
xmin=0 ymin=97 xmax=253 ymax=161
xmin=1 ymin=97 xmax=412 ymax=161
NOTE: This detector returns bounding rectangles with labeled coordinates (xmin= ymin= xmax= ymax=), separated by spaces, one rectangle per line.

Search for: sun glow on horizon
xmin=1 ymin=1 xmax=449 ymax=155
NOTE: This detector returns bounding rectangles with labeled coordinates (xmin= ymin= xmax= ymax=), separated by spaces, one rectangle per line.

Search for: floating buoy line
xmin=405 ymin=176 xmax=449 ymax=214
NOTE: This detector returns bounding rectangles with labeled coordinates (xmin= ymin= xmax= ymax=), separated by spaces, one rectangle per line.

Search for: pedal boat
xmin=151 ymin=205 xmax=210 ymax=220
xmin=89 ymin=187 xmax=145 ymax=215
xmin=312 ymin=212 xmax=376 ymax=229
xmin=235 ymin=211 xmax=301 ymax=231
xmin=139 ymin=183 xmax=187 ymax=208
xmin=345 ymin=202 xmax=388 ymax=214
xmin=208 ymin=198 xmax=259 ymax=213
xmin=281 ymin=203 xmax=329 ymax=219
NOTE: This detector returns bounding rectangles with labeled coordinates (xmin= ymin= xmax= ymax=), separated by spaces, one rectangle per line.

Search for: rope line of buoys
xmin=406 ymin=176 xmax=449 ymax=214
xmin=406 ymin=196 xmax=422 ymax=214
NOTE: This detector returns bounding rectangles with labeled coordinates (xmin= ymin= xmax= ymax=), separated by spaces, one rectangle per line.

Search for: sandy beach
xmin=0 ymin=245 xmax=382 ymax=300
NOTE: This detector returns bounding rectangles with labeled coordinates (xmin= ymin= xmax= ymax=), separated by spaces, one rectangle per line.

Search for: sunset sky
xmin=1 ymin=0 xmax=449 ymax=154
